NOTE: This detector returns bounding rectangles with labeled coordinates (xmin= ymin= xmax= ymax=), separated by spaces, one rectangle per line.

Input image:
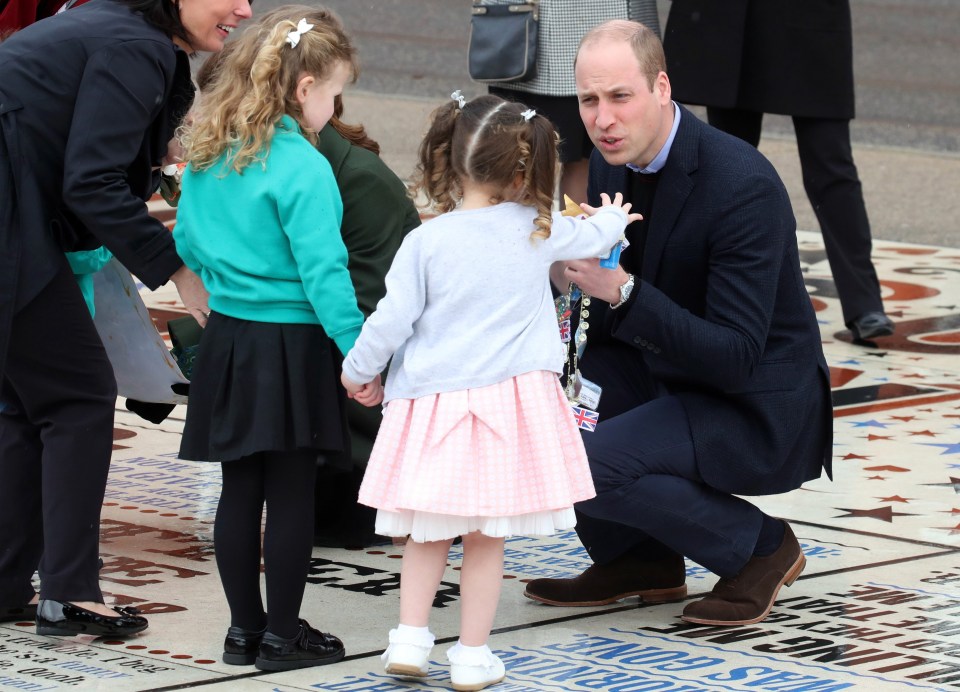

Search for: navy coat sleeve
xmin=62 ymin=39 xmax=183 ymax=289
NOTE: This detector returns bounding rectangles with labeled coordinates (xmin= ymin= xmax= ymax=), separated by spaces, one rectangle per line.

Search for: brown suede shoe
xmin=523 ymin=552 xmax=687 ymax=607
xmin=681 ymin=521 xmax=805 ymax=626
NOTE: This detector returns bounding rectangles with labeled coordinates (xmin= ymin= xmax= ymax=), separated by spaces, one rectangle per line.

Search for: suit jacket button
xmin=654 ymin=347 xmax=661 ymax=354
xmin=633 ymin=336 xmax=642 ymax=344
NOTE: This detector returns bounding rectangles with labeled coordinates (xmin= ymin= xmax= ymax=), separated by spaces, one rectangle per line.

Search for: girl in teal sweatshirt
xmin=173 ymin=6 xmax=372 ymax=672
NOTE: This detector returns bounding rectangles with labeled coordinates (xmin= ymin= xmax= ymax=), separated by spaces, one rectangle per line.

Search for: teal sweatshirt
xmin=173 ymin=116 xmax=363 ymax=355
xmin=66 ymin=247 xmax=113 ymax=317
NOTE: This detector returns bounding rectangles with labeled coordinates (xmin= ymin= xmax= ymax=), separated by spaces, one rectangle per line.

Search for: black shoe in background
xmin=849 ymin=311 xmax=895 ymax=343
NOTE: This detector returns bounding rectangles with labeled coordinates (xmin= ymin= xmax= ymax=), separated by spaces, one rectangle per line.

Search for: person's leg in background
xmin=793 ymin=116 xmax=892 ymax=340
xmin=706 ymin=106 xmax=764 ymax=148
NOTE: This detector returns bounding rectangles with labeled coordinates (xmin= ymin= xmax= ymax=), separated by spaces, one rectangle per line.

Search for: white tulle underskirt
xmin=374 ymin=507 xmax=577 ymax=543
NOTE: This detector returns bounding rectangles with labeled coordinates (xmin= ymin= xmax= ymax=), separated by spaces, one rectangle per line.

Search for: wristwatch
xmin=610 ymin=274 xmax=635 ymax=309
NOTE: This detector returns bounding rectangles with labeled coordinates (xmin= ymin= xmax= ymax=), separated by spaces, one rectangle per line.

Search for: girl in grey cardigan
xmin=341 ymin=93 xmax=641 ymax=691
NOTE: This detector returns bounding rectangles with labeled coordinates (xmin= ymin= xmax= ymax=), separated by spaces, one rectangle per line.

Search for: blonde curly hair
xmin=182 ymin=5 xmax=357 ymax=173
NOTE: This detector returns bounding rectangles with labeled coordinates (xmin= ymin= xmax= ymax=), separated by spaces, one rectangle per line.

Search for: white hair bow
xmin=521 ymin=108 xmax=536 ymax=121
xmin=286 ymin=18 xmax=314 ymax=48
xmin=450 ymin=90 xmax=466 ymax=108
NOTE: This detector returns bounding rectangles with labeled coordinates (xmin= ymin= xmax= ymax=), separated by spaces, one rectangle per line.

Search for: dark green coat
xmin=316 ymin=124 xmax=420 ymax=468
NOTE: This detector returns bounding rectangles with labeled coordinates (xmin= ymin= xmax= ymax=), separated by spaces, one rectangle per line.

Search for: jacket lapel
xmin=641 ymin=106 xmax=698 ymax=283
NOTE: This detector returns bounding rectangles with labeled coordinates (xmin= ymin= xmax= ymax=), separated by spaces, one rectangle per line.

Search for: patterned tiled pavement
xmin=1 ymin=208 xmax=958 ymax=691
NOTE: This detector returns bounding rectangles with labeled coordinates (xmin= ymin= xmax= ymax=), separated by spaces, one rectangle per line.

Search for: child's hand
xmin=342 ymin=372 xmax=384 ymax=407
xmin=580 ymin=192 xmax=644 ymax=225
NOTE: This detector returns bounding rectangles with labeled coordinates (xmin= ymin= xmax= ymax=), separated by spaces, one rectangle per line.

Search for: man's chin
xmin=597 ymin=150 xmax=634 ymax=167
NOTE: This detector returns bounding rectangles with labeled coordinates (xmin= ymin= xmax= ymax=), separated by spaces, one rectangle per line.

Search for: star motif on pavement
xmin=889 ymin=415 xmax=916 ymax=422
xmin=921 ymin=442 xmax=960 ymax=455
xmin=865 ymin=465 xmax=910 ymax=473
xmin=865 ymin=475 xmax=887 ymax=480
xmin=907 ymin=430 xmax=937 ymax=437
xmin=902 ymin=374 xmax=928 ymax=379
xmin=938 ymin=523 xmax=960 ymax=535
xmin=839 ymin=359 xmax=862 ymax=365
xmin=923 ymin=477 xmax=960 ymax=493
xmin=878 ymin=496 xmax=912 ymax=503
xmin=850 ymin=420 xmax=890 ymax=428
xmin=865 ymin=352 xmax=889 ymax=357
xmin=934 ymin=305 xmax=957 ymax=310
xmin=835 ymin=506 xmax=915 ymax=522
xmin=840 ymin=453 xmax=871 ymax=461
xmin=866 ymin=434 xmax=894 ymax=441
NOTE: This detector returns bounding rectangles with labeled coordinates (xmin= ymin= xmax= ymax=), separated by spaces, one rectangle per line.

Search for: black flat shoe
xmin=0 ymin=603 xmax=38 ymax=623
xmin=36 ymin=599 xmax=148 ymax=637
xmin=255 ymin=619 xmax=344 ymax=671
xmin=223 ymin=624 xmax=266 ymax=665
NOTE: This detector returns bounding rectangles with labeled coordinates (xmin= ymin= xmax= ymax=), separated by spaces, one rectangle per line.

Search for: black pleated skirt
xmin=179 ymin=313 xmax=350 ymax=469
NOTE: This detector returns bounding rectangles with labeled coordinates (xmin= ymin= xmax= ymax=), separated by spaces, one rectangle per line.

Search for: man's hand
xmin=342 ymin=372 xmax=384 ymax=407
xmin=564 ymin=260 xmax=629 ymax=305
xmin=170 ymin=265 xmax=210 ymax=327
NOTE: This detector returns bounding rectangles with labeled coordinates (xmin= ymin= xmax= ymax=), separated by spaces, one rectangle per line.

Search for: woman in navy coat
xmin=0 ymin=0 xmax=251 ymax=636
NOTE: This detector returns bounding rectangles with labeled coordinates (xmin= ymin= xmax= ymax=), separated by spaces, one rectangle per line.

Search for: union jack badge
xmin=571 ymin=405 xmax=599 ymax=432
xmin=559 ymin=319 xmax=571 ymax=343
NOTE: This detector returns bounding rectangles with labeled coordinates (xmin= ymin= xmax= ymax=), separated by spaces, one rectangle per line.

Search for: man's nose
xmin=595 ymin=101 xmax=615 ymax=129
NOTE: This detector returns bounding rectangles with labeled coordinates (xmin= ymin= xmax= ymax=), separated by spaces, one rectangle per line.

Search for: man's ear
xmin=294 ymin=74 xmax=315 ymax=106
xmin=657 ymin=71 xmax=672 ymax=104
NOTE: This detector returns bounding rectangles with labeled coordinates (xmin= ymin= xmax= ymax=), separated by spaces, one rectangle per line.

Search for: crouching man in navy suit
xmin=524 ymin=20 xmax=833 ymax=626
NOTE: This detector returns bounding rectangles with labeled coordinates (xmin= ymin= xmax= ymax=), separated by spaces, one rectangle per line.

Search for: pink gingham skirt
xmin=358 ymin=370 xmax=596 ymax=541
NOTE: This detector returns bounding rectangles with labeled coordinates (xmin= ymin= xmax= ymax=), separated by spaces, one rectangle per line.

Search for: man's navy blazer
xmin=586 ymin=105 xmax=832 ymax=495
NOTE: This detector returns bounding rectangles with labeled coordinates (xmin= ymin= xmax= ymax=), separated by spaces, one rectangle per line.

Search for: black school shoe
xmin=223 ymin=625 xmax=267 ymax=665
xmin=255 ymin=619 xmax=345 ymax=671
xmin=35 ymin=600 xmax=148 ymax=637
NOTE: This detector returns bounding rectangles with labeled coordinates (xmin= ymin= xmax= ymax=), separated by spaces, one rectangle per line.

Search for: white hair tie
xmin=521 ymin=108 xmax=536 ymax=122
xmin=286 ymin=18 xmax=314 ymax=48
xmin=450 ymin=90 xmax=466 ymax=109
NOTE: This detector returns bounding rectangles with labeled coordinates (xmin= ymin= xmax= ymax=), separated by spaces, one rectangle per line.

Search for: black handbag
xmin=468 ymin=1 xmax=539 ymax=83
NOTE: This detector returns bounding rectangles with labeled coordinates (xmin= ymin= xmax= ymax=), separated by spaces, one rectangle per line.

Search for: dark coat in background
xmin=663 ymin=0 xmax=855 ymax=119
xmin=315 ymin=123 xmax=421 ymax=469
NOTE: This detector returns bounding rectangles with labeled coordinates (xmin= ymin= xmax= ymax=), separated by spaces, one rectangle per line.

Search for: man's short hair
xmin=577 ymin=19 xmax=666 ymax=90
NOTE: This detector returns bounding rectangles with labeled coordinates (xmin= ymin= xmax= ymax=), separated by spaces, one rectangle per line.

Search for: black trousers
xmin=0 ymin=261 xmax=116 ymax=605
xmin=572 ymin=344 xmax=765 ymax=579
xmin=707 ymin=107 xmax=885 ymax=325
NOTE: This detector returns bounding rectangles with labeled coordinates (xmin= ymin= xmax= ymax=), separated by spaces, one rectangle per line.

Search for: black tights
xmin=214 ymin=450 xmax=317 ymax=639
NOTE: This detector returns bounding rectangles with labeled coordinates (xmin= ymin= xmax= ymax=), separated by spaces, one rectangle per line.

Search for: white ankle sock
xmin=392 ymin=623 xmax=434 ymax=646
xmin=448 ymin=641 xmax=493 ymax=664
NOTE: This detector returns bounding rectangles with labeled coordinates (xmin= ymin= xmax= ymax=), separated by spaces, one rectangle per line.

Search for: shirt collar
xmin=626 ymin=102 xmax=681 ymax=174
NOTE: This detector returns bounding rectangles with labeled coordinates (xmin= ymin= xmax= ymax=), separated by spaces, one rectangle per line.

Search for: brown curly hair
xmin=410 ymin=94 xmax=560 ymax=240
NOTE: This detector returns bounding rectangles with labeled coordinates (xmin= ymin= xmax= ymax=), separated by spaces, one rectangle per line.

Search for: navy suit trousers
xmin=574 ymin=343 xmax=766 ymax=578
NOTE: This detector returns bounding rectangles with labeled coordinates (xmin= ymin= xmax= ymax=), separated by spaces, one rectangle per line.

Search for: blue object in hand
xmin=599 ymin=241 xmax=623 ymax=269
